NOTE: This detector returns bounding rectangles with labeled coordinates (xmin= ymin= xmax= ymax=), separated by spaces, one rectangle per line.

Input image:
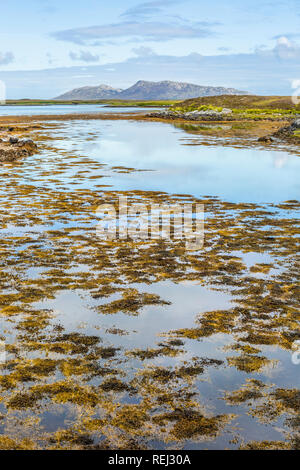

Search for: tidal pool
xmin=0 ymin=117 xmax=298 ymax=450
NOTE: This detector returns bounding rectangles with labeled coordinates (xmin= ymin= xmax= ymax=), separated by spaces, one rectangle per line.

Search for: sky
xmin=1 ymin=0 xmax=300 ymax=98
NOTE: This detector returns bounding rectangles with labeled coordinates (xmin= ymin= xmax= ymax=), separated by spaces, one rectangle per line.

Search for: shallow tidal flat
xmin=0 ymin=115 xmax=299 ymax=450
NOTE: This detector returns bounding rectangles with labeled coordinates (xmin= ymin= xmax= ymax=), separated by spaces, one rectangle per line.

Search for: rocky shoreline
xmin=147 ymin=108 xmax=295 ymax=122
xmin=146 ymin=109 xmax=300 ymax=144
xmin=0 ymin=112 xmax=298 ymax=158
xmin=257 ymin=119 xmax=300 ymax=143
xmin=0 ymin=136 xmax=38 ymax=162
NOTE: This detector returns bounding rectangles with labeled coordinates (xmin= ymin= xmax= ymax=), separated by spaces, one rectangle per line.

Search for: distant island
xmin=54 ymin=80 xmax=249 ymax=101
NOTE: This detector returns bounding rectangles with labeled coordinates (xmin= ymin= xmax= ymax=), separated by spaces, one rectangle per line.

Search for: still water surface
xmin=0 ymin=104 xmax=161 ymax=116
xmin=0 ymin=116 xmax=298 ymax=449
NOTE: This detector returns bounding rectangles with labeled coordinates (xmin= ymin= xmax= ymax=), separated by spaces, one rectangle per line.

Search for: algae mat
xmin=0 ymin=118 xmax=299 ymax=450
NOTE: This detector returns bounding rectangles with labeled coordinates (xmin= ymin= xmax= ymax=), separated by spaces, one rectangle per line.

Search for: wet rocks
xmin=0 ymin=136 xmax=38 ymax=162
xmin=270 ymin=119 xmax=300 ymax=141
xmin=257 ymin=136 xmax=274 ymax=143
xmin=289 ymin=119 xmax=300 ymax=130
xmin=9 ymin=136 xmax=34 ymax=146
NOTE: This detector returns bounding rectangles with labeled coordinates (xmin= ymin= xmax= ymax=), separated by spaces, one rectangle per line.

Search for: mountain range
xmin=54 ymin=80 xmax=248 ymax=101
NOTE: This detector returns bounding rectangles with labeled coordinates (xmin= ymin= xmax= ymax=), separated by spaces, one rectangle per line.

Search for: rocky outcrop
xmin=147 ymin=108 xmax=235 ymax=121
xmin=148 ymin=108 xmax=296 ymax=123
xmin=271 ymin=119 xmax=300 ymax=140
xmin=0 ymin=137 xmax=37 ymax=162
xmin=258 ymin=119 xmax=300 ymax=143
xmin=289 ymin=119 xmax=300 ymax=130
xmin=257 ymin=136 xmax=274 ymax=143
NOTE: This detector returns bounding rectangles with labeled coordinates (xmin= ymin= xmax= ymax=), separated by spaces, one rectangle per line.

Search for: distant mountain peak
xmin=55 ymin=84 xmax=123 ymax=100
xmin=54 ymin=80 xmax=249 ymax=101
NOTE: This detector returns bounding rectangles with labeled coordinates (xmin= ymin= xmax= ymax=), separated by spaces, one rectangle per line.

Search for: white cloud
xmin=52 ymin=21 xmax=216 ymax=44
xmin=2 ymin=39 xmax=300 ymax=98
xmin=69 ymin=50 xmax=100 ymax=62
xmin=121 ymin=0 xmax=183 ymax=19
xmin=132 ymin=46 xmax=156 ymax=57
xmin=273 ymin=36 xmax=300 ymax=59
xmin=0 ymin=51 xmax=14 ymax=65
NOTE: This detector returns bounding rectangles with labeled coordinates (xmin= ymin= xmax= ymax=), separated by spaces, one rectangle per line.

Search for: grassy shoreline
xmin=2 ymin=95 xmax=299 ymax=112
xmin=1 ymin=93 xmax=300 ymax=146
xmin=2 ymin=99 xmax=178 ymax=107
xmin=0 ymin=111 xmax=294 ymax=150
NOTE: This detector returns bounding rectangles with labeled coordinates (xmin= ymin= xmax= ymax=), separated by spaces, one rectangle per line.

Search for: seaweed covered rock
xmin=271 ymin=119 xmax=300 ymax=141
xmin=0 ymin=138 xmax=37 ymax=162
xmin=257 ymin=136 xmax=274 ymax=143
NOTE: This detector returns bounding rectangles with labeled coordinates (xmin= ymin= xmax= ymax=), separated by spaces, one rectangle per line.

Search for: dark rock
xmin=290 ymin=119 xmax=300 ymax=130
xmin=18 ymin=138 xmax=34 ymax=146
xmin=148 ymin=109 xmax=236 ymax=122
xmin=0 ymin=138 xmax=37 ymax=162
xmin=258 ymin=136 xmax=274 ymax=143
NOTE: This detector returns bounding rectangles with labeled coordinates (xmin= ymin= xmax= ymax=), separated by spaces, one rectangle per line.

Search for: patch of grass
xmin=173 ymin=94 xmax=300 ymax=111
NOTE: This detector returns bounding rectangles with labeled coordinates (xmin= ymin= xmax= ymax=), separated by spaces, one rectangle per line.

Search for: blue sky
xmin=1 ymin=0 xmax=300 ymax=97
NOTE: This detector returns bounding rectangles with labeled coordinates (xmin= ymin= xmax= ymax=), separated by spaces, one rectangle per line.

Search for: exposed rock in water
xmin=289 ymin=119 xmax=300 ymax=130
xmin=271 ymin=119 xmax=300 ymax=140
xmin=257 ymin=136 xmax=274 ymax=143
xmin=0 ymin=138 xmax=38 ymax=162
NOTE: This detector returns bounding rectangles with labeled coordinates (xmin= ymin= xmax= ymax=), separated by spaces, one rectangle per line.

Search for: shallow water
xmin=31 ymin=119 xmax=300 ymax=203
xmin=0 ymin=104 xmax=161 ymax=116
xmin=0 ymin=117 xmax=298 ymax=450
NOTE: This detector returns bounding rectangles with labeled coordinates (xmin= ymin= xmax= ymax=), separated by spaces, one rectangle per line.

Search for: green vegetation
xmin=4 ymin=99 xmax=95 ymax=106
xmin=173 ymin=94 xmax=300 ymax=110
xmin=102 ymin=99 xmax=179 ymax=107
xmin=231 ymin=107 xmax=300 ymax=117
xmin=170 ymin=95 xmax=300 ymax=119
xmin=3 ymin=99 xmax=178 ymax=107
xmin=171 ymin=104 xmax=224 ymax=113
